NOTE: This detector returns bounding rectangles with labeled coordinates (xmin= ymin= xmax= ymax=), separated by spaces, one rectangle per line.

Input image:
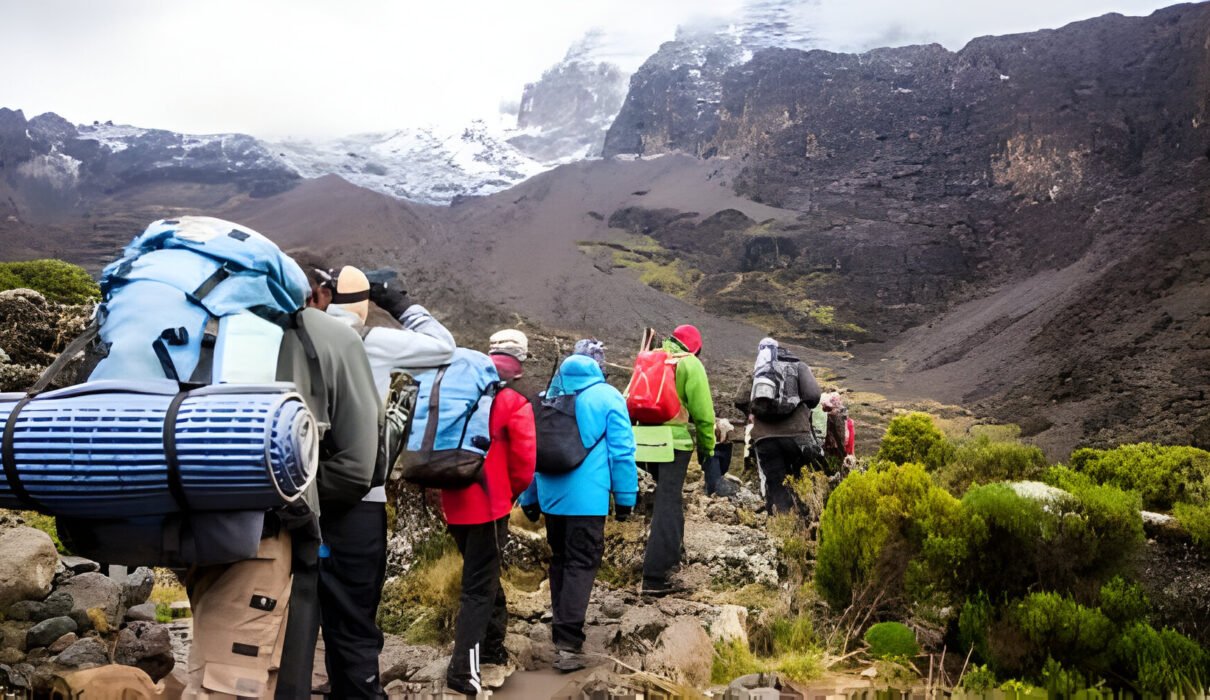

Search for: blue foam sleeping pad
xmin=0 ymin=380 xmax=318 ymax=518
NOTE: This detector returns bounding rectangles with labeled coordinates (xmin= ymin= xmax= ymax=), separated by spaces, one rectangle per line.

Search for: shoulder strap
xmin=26 ymin=321 xmax=100 ymax=396
xmin=2 ymin=397 xmax=41 ymax=510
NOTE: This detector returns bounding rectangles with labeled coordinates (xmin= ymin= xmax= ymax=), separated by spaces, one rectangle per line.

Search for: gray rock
xmin=645 ymin=617 xmax=713 ymax=687
xmin=59 ymin=555 xmax=101 ymax=574
xmin=126 ymin=602 xmax=158 ymax=623
xmin=68 ymin=608 xmax=93 ymax=633
xmin=6 ymin=600 xmax=45 ymax=622
xmin=123 ymin=567 xmax=156 ymax=607
xmin=410 ymin=656 xmax=450 ymax=683
xmin=114 ymin=621 xmax=175 ymax=681
xmin=55 ymin=637 xmax=110 ymax=668
xmin=59 ymin=572 xmax=124 ymax=628
xmin=0 ymin=527 xmax=58 ymax=610
xmin=618 ymin=605 xmax=668 ymax=642
xmin=47 ymin=632 xmax=77 ymax=653
xmin=43 ymin=590 xmax=73 ymax=618
xmin=378 ymin=634 xmax=441 ymax=684
xmin=0 ymin=663 xmax=30 ymax=690
xmin=503 ymin=632 xmax=536 ymax=670
xmin=25 ymin=616 xmax=77 ymax=649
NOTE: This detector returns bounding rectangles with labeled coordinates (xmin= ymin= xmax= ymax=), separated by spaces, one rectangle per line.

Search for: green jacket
xmin=664 ymin=338 xmax=716 ymax=456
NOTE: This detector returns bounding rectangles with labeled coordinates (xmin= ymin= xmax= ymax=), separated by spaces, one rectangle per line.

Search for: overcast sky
xmin=0 ymin=0 xmax=1178 ymax=139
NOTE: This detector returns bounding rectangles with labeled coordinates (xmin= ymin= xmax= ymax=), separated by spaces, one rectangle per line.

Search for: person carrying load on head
xmin=734 ymin=337 xmax=823 ymax=516
xmin=518 ymin=343 xmax=637 ymax=673
xmin=440 ymin=329 xmax=536 ymax=696
xmin=305 ymin=262 xmax=456 ymax=698
xmin=625 ymin=324 xmax=719 ymax=598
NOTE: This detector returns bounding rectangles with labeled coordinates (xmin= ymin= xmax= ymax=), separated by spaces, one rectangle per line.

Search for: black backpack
xmin=750 ymin=350 xmax=802 ymax=420
xmin=534 ymin=386 xmax=605 ymax=475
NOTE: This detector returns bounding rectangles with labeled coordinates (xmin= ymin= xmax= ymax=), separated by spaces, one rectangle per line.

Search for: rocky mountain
xmin=600 ymin=2 xmax=1210 ymax=454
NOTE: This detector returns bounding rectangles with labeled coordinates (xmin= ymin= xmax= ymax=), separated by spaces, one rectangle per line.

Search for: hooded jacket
xmin=441 ymin=384 xmax=536 ymax=525
xmin=518 ymin=355 xmax=638 ymax=516
xmin=330 ymin=304 xmax=457 ymax=397
xmin=733 ymin=351 xmax=822 ymax=443
xmin=662 ymin=337 xmax=716 ymax=456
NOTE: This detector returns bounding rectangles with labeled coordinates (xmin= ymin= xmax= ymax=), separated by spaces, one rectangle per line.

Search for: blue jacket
xmin=519 ymin=355 xmax=638 ymax=516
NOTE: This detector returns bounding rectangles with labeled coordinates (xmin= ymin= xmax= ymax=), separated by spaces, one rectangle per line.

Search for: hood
xmin=326 ymin=304 xmax=363 ymax=329
xmin=556 ymin=354 xmax=605 ymax=392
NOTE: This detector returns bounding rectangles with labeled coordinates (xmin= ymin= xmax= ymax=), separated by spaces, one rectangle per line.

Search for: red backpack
xmin=624 ymin=329 xmax=684 ymax=425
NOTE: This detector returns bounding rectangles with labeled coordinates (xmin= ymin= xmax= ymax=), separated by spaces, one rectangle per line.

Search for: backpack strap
xmin=187 ymin=317 xmax=221 ymax=384
xmin=292 ymin=311 xmax=327 ymax=410
xmin=417 ymin=366 xmax=449 ymax=463
xmin=2 ymin=396 xmax=42 ymax=510
xmin=25 ymin=321 xmax=100 ymax=396
xmin=162 ymin=390 xmax=193 ymax=512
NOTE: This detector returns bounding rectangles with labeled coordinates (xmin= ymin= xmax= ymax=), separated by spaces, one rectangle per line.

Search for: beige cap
xmin=333 ymin=265 xmax=370 ymax=324
xmin=489 ymin=328 xmax=529 ymax=361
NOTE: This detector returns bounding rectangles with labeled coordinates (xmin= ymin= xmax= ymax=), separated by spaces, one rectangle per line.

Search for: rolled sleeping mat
xmin=0 ymin=380 xmax=318 ymax=519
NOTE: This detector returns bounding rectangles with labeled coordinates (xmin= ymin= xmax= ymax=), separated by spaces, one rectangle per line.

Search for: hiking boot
xmin=709 ymin=477 xmax=740 ymax=497
xmin=553 ymin=648 xmax=587 ymax=673
xmin=479 ymin=646 xmax=509 ymax=667
xmin=444 ymin=674 xmax=480 ymax=697
xmin=640 ymin=580 xmax=685 ymax=598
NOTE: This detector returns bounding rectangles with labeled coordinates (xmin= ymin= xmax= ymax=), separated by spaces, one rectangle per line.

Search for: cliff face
xmin=601 ymin=4 xmax=1210 ymax=452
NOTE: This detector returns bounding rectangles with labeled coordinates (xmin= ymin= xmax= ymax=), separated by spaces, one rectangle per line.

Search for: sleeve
xmin=798 ymin=363 xmax=822 ymax=409
xmin=604 ymin=390 xmax=638 ymax=507
xmin=681 ymin=359 xmax=716 ymax=456
xmin=507 ymin=395 xmax=537 ymax=499
xmin=734 ymin=375 xmax=753 ymax=414
xmin=318 ymin=332 xmax=381 ymax=512
xmin=365 ymin=305 xmax=456 ymax=369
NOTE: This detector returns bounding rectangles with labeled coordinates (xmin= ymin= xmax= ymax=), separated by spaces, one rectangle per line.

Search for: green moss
xmin=875 ymin=413 xmax=955 ymax=470
xmin=0 ymin=259 xmax=100 ymax=304
xmin=19 ymin=511 xmax=69 ymax=554
xmin=1069 ymin=443 xmax=1210 ymax=510
xmin=864 ymin=621 xmax=919 ymax=660
xmin=1174 ymin=501 xmax=1210 ymax=553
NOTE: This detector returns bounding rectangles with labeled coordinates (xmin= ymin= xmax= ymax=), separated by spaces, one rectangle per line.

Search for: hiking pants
xmin=755 ymin=436 xmax=816 ymax=515
xmin=184 ymin=528 xmax=294 ymax=699
xmin=545 ymin=514 xmax=606 ymax=651
xmin=318 ymin=501 xmax=388 ymax=699
xmin=641 ymin=449 xmax=691 ymax=586
xmin=446 ymin=515 xmax=510 ymax=689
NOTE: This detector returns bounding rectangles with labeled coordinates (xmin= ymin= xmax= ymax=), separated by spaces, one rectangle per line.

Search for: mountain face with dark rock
xmin=601 ymin=3 xmax=1210 ymax=454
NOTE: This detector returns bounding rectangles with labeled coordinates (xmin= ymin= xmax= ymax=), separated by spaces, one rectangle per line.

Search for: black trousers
xmin=641 ymin=449 xmax=691 ymax=586
xmin=276 ymin=530 xmax=320 ymax=700
xmin=755 ymin=436 xmax=817 ymax=515
xmin=446 ymin=515 xmax=510 ymax=684
xmin=545 ymin=515 xmax=605 ymax=651
xmin=319 ymin=500 xmax=388 ymax=699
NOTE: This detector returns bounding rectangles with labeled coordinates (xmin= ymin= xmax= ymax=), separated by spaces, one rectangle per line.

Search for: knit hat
xmin=573 ymin=338 xmax=606 ymax=371
xmin=333 ymin=265 xmax=370 ymax=324
xmin=672 ymin=324 xmax=703 ymax=355
xmin=489 ymin=329 xmax=529 ymax=361
xmin=491 ymin=353 xmax=523 ymax=382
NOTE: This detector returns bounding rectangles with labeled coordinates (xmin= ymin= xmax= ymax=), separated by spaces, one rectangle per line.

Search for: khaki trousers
xmin=184 ymin=529 xmax=293 ymax=699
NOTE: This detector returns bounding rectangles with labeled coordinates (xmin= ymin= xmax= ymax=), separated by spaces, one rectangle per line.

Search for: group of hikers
xmin=6 ymin=217 xmax=854 ymax=699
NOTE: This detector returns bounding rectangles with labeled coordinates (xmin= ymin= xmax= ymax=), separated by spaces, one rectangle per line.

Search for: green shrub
xmin=875 ymin=413 xmax=954 ymax=470
xmin=770 ymin=614 xmax=816 ymax=655
xmin=776 ymin=651 xmax=823 ymax=682
xmin=1070 ymin=443 xmax=1210 ymax=510
xmin=936 ymin=435 xmax=1047 ymax=495
xmin=1112 ymin=623 xmax=1209 ymax=695
xmin=1098 ymin=576 xmax=1148 ymax=626
xmin=962 ymin=664 xmax=997 ymax=691
xmin=377 ymin=551 xmax=462 ymax=644
xmin=0 ymin=259 xmax=100 ymax=304
xmin=814 ymin=463 xmax=964 ymax=610
xmin=959 ymin=591 xmax=994 ymax=661
xmin=1041 ymin=465 xmax=1095 ymax=492
xmin=864 ymin=622 xmax=918 ymax=660
xmin=960 ymin=482 xmax=1142 ymax=600
xmin=1174 ymin=501 xmax=1210 ymax=553
xmin=711 ymin=639 xmax=762 ymax=684
xmin=1001 ymin=592 xmax=1116 ymax=677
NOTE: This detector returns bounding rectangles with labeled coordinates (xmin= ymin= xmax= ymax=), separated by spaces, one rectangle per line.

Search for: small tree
xmin=876 ymin=412 xmax=954 ymax=470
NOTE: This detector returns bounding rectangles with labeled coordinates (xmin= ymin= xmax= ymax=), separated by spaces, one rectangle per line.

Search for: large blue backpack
xmin=400 ymin=348 xmax=500 ymax=489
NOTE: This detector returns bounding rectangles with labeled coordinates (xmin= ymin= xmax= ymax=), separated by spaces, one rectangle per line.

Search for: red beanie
xmin=672 ymin=324 xmax=703 ymax=355
xmin=491 ymin=353 xmax=523 ymax=381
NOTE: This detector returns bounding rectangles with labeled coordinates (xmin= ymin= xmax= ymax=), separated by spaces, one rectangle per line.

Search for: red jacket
xmin=441 ymin=386 xmax=536 ymax=525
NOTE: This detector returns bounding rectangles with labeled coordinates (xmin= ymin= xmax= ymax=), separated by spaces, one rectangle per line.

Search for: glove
xmin=369 ymin=280 xmax=410 ymax=319
xmin=614 ymin=504 xmax=633 ymax=522
xmin=521 ymin=504 xmax=542 ymax=523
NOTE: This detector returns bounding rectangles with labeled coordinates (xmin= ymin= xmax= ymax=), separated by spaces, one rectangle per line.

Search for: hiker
xmin=442 ymin=329 xmax=536 ymax=696
xmin=307 ymin=263 xmax=455 ymax=698
xmin=518 ymin=352 xmax=638 ymax=672
xmin=186 ymin=257 xmax=381 ymax=699
xmin=639 ymin=324 xmax=717 ymax=597
xmin=734 ymin=337 xmax=822 ymax=515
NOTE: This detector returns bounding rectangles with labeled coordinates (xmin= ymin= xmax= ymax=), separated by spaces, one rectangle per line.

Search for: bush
xmin=0 ymin=259 xmax=99 ymax=304
xmin=1098 ymin=576 xmax=1148 ymax=626
xmin=1069 ymin=443 xmax=1210 ymax=510
xmin=999 ymin=592 xmax=1116 ymax=677
xmin=1174 ymin=501 xmax=1210 ymax=553
xmin=377 ymin=551 xmax=462 ymax=644
xmin=711 ymin=639 xmax=762 ymax=684
xmin=814 ymin=463 xmax=964 ymax=610
xmin=875 ymin=413 xmax=954 ymax=470
xmin=864 ymin=622 xmax=918 ymax=660
xmin=936 ymin=436 xmax=1048 ymax=496
xmin=959 ymin=591 xmax=994 ymax=661
xmin=960 ymin=481 xmax=1142 ymax=600
xmin=962 ymin=664 xmax=997 ymax=691
xmin=770 ymin=614 xmax=816 ymax=656
xmin=1112 ymin=623 xmax=1209 ymax=694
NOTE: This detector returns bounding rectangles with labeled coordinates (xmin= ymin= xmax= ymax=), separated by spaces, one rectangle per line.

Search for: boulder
xmin=47 ymin=632 xmax=77 ymax=654
xmin=646 ymin=617 xmax=713 ymax=687
xmin=123 ymin=567 xmax=156 ymax=607
xmin=0 ymin=663 xmax=31 ymax=692
xmin=711 ymin=605 xmax=749 ymax=645
xmin=25 ymin=616 xmax=77 ymax=649
xmin=59 ymin=572 xmax=124 ymax=628
xmin=0 ymin=621 xmax=32 ymax=652
xmin=410 ymin=656 xmax=450 ymax=683
xmin=618 ymin=605 xmax=669 ymax=642
xmin=114 ymin=621 xmax=175 ymax=681
xmin=504 ymin=579 xmax=550 ymax=621
xmin=378 ymin=634 xmax=441 ymax=685
xmin=6 ymin=590 xmax=73 ymax=623
xmin=503 ymin=632 xmax=536 ymax=670
xmin=59 ymin=555 xmax=101 ymax=575
xmin=125 ymin=602 xmax=158 ymax=623
xmin=0 ymin=527 xmax=58 ymax=610
xmin=55 ymin=637 xmax=110 ymax=669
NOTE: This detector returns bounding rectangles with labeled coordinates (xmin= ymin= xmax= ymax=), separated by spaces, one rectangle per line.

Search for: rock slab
xmin=0 ymin=527 xmax=58 ymax=610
